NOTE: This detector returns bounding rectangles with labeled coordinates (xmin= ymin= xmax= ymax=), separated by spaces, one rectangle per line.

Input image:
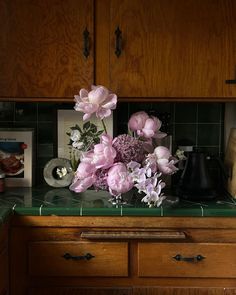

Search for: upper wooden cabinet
xmin=96 ymin=0 xmax=236 ymax=99
xmin=0 ymin=0 xmax=94 ymax=100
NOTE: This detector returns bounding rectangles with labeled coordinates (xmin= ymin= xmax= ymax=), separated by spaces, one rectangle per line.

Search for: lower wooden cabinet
xmin=9 ymin=216 xmax=236 ymax=295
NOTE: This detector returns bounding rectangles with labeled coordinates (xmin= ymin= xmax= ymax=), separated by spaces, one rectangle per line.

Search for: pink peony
xmin=92 ymin=134 xmax=116 ymax=169
xmin=107 ymin=163 xmax=134 ymax=196
xmin=74 ymin=85 xmax=117 ymax=120
xmin=128 ymin=111 xmax=149 ymax=131
xmin=157 ymin=158 xmax=178 ymax=175
xmin=75 ymin=161 xmax=96 ymax=178
xmin=69 ymin=174 xmax=97 ymax=193
xmin=154 ymin=146 xmax=171 ymax=159
xmin=128 ymin=111 xmax=166 ymax=139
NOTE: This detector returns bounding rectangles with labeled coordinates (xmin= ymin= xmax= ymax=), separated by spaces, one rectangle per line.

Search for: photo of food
xmin=0 ymin=142 xmax=26 ymax=177
xmin=0 ymin=129 xmax=33 ymax=187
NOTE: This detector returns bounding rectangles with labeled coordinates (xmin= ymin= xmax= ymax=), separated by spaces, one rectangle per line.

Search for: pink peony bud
xmin=154 ymin=146 xmax=171 ymax=159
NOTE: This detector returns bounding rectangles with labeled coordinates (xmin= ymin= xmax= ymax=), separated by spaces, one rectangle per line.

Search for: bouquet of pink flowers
xmin=69 ymin=85 xmax=178 ymax=207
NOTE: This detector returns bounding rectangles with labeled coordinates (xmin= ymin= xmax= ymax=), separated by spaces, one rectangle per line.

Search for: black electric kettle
xmin=176 ymin=151 xmax=226 ymax=201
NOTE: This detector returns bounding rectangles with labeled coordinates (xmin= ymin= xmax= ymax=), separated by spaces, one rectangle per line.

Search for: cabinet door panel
xmin=108 ymin=0 xmax=236 ymax=98
xmin=133 ymin=287 xmax=224 ymax=295
xmin=0 ymin=0 xmax=93 ymax=99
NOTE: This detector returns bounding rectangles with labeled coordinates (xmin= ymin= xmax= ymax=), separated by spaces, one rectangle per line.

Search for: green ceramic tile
xmin=81 ymin=207 xmax=121 ymax=216
xmin=198 ymin=124 xmax=220 ymax=146
xmin=0 ymin=102 xmax=14 ymax=121
xmin=38 ymin=122 xmax=55 ymax=144
xmin=198 ymin=103 xmax=223 ymax=123
xmin=174 ymin=124 xmax=197 ymax=146
xmin=122 ymin=207 xmax=162 ymax=216
xmin=15 ymin=103 xmax=37 ymax=121
xmin=41 ymin=207 xmax=82 ymax=216
xmin=175 ymin=103 xmax=197 ymax=123
xmin=38 ymin=103 xmax=57 ymax=122
xmin=37 ymin=144 xmax=54 ymax=158
xmin=1 ymin=187 xmax=236 ymax=218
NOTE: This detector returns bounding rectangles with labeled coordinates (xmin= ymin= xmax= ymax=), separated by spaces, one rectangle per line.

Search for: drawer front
xmin=138 ymin=243 xmax=236 ymax=278
xmin=28 ymin=241 xmax=128 ymax=277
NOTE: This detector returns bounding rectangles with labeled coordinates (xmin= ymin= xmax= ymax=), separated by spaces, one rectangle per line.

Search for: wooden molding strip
xmin=81 ymin=231 xmax=186 ymax=240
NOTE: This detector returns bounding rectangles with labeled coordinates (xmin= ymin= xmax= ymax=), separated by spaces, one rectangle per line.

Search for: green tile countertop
xmin=0 ymin=186 xmax=236 ymax=222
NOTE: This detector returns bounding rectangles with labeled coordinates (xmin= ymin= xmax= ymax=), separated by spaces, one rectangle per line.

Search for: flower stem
xmin=101 ymin=119 xmax=107 ymax=134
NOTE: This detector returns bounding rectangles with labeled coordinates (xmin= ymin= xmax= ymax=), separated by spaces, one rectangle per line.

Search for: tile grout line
xmin=200 ymin=205 xmax=204 ymax=217
xmin=39 ymin=204 xmax=43 ymax=216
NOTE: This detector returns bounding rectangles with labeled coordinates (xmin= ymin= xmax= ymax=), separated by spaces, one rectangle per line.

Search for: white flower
xmin=70 ymin=130 xmax=81 ymax=142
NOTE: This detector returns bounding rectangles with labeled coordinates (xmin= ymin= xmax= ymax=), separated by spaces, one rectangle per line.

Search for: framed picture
xmin=0 ymin=129 xmax=34 ymax=187
xmin=57 ymin=110 xmax=113 ymax=161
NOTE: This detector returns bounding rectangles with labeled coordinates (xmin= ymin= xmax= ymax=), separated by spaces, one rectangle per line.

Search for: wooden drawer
xmin=138 ymin=243 xmax=236 ymax=278
xmin=28 ymin=241 xmax=128 ymax=277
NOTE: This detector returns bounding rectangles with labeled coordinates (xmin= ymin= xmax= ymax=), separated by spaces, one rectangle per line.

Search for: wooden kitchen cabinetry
xmin=9 ymin=216 xmax=236 ymax=295
xmin=0 ymin=0 xmax=93 ymax=101
xmin=0 ymin=224 xmax=8 ymax=295
xmin=96 ymin=0 xmax=236 ymax=99
xmin=1 ymin=0 xmax=236 ymax=101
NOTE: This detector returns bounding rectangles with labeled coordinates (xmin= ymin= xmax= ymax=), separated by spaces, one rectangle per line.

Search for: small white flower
xmin=70 ymin=130 xmax=81 ymax=142
xmin=56 ymin=167 xmax=67 ymax=178
xmin=72 ymin=141 xmax=83 ymax=149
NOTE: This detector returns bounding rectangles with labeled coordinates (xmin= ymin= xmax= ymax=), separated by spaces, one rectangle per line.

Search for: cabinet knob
xmin=62 ymin=252 xmax=95 ymax=261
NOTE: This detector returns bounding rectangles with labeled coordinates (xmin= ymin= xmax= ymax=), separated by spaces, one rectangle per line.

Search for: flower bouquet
xmin=69 ymin=85 xmax=178 ymax=207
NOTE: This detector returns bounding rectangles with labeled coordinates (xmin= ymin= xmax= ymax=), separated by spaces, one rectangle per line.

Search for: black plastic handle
xmin=173 ymin=254 xmax=205 ymax=262
xmin=63 ymin=252 xmax=95 ymax=261
xmin=83 ymin=27 xmax=90 ymax=58
xmin=115 ymin=26 xmax=122 ymax=57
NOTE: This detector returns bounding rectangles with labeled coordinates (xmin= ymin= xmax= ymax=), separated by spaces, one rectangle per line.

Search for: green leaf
xmin=83 ymin=121 xmax=91 ymax=130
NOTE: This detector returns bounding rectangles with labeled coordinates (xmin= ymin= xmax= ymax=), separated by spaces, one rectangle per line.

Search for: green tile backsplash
xmin=0 ymin=101 xmax=224 ymax=185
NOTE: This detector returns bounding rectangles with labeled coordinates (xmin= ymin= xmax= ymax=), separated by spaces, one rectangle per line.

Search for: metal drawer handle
xmin=115 ymin=26 xmax=122 ymax=57
xmin=225 ymin=79 xmax=236 ymax=84
xmin=83 ymin=27 xmax=90 ymax=58
xmin=63 ymin=252 xmax=95 ymax=261
xmin=173 ymin=254 xmax=205 ymax=262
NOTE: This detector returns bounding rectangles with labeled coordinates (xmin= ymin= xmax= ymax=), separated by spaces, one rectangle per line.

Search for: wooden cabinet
xmin=9 ymin=216 xmax=236 ymax=295
xmin=0 ymin=224 xmax=8 ymax=295
xmin=0 ymin=0 xmax=94 ymax=101
xmin=96 ymin=0 xmax=236 ymax=99
xmin=1 ymin=0 xmax=236 ymax=101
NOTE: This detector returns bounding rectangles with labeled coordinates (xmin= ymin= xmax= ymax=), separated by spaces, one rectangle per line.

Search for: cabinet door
xmin=0 ymin=0 xmax=94 ymax=100
xmin=98 ymin=0 xmax=236 ymax=98
xmin=133 ymin=288 xmax=224 ymax=295
xmin=29 ymin=288 xmax=132 ymax=295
